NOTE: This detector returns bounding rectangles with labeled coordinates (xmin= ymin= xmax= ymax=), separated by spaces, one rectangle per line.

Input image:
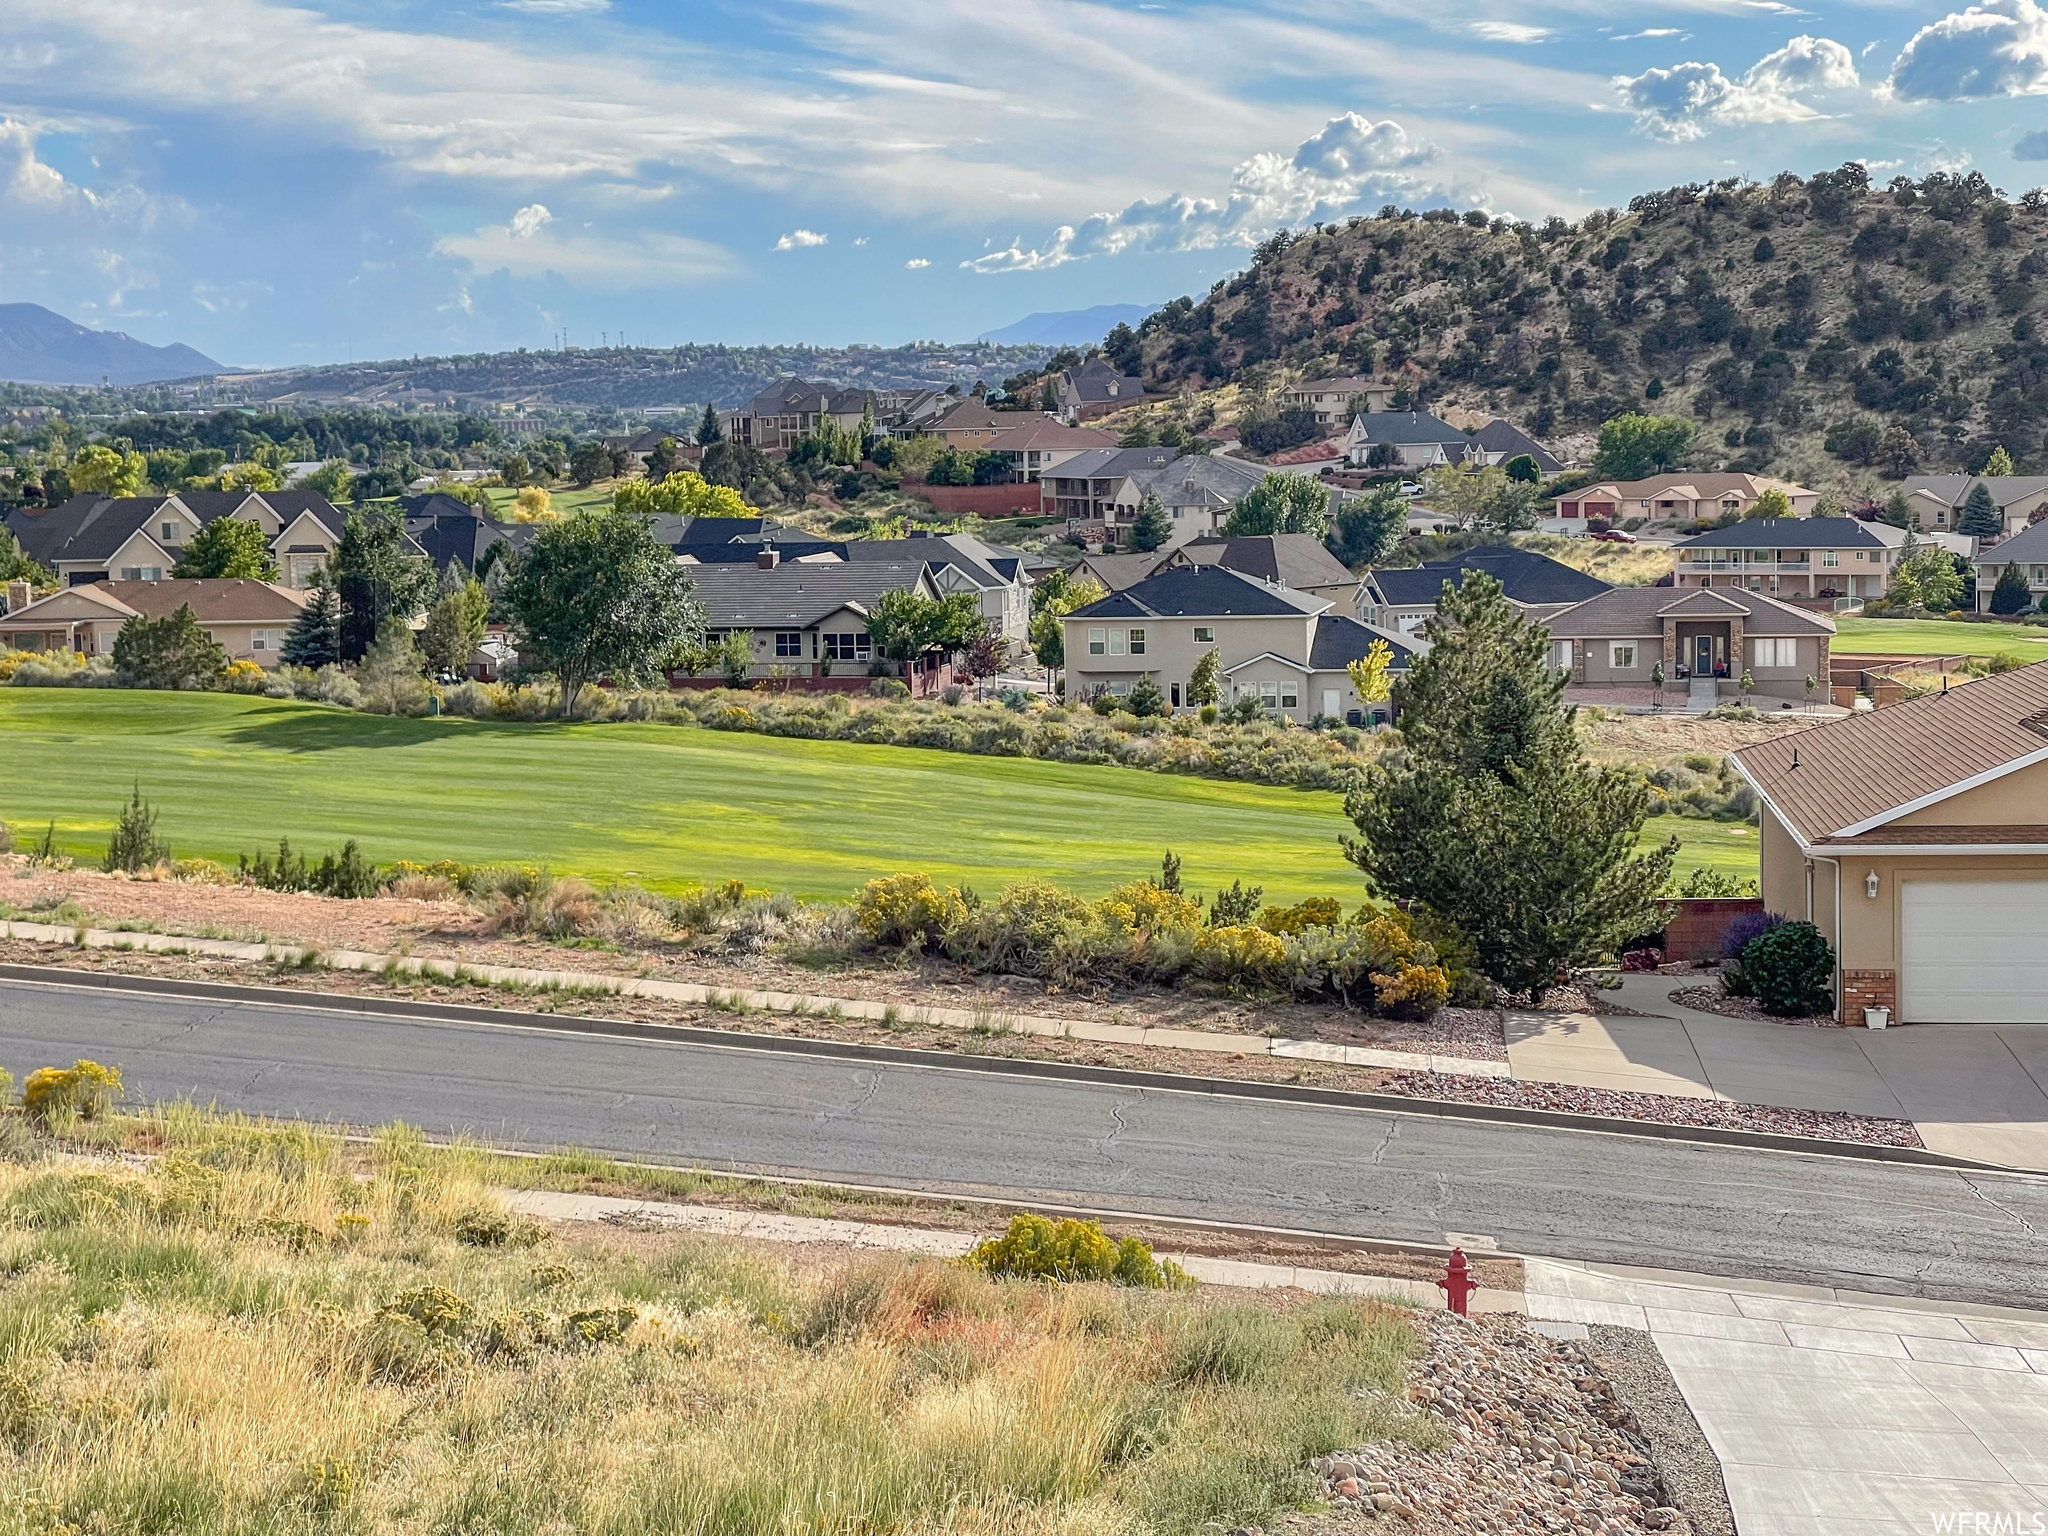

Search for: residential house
xmin=981 ymin=418 xmax=1118 ymax=483
xmin=1545 ymin=586 xmax=1834 ymax=708
xmin=1054 ymin=358 xmax=1144 ymax=423
xmin=924 ymin=398 xmax=1039 ymax=450
xmin=601 ymin=427 xmax=699 ymax=473
xmin=1277 ymin=375 xmax=1399 ymax=428
xmin=395 ymin=495 xmax=537 ymax=580
xmin=1673 ymin=518 xmax=1905 ymax=603
xmin=1046 ymin=450 xmax=1339 ymax=550
xmin=841 ymin=532 xmax=1034 ymax=642
xmin=1970 ymin=518 xmax=2048 ymax=612
xmin=1467 ymin=419 xmax=1564 ymax=474
xmin=1358 ymin=546 xmax=1612 ymax=635
xmin=1552 ymin=474 xmax=1819 ymax=527
xmin=1041 ymin=447 xmax=1179 ymax=528
xmin=1069 ymin=534 xmax=1359 ymax=605
xmin=1341 ymin=411 xmax=1482 ymax=470
xmin=673 ymin=561 xmax=941 ymax=687
xmin=0 ymin=578 xmax=310 ymax=666
xmin=1730 ymin=663 xmax=2048 ymax=1024
xmin=1899 ymin=475 xmax=2048 ymax=537
xmin=3 ymin=490 xmax=348 ymax=590
xmin=723 ymin=378 xmax=875 ymax=452
xmin=1063 ymin=565 xmax=1416 ymax=722
xmin=661 ymin=515 xmax=813 ymax=561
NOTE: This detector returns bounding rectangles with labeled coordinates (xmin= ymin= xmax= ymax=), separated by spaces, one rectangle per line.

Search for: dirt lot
xmin=1582 ymin=711 xmax=1820 ymax=764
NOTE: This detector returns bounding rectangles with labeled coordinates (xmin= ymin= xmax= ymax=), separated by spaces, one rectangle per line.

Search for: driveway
xmin=1506 ymin=976 xmax=2048 ymax=1171
xmin=1527 ymin=1258 xmax=2048 ymax=1536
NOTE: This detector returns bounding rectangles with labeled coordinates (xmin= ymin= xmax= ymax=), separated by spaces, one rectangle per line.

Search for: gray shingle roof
xmin=1901 ymin=475 xmax=2048 ymax=507
xmin=685 ymin=562 xmax=930 ymax=629
xmin=1072 ymin=565 xmax=1328 ymax=620
xmin=1182 ymin=533 xmax=1357 ymax=590
xmin=1366 ymin=546 xmax=1611 ymax=608
xmin=1348 ymin=411 xmax=1472 ymax=447
xmin=1677 ymin=517 xmax=1901 ymax=550
xmin=1545 ymin=584 xmax=1836 ymax=639
xmin=1972 ymin=520 xmax=2048 ymax=565
xmin=1468 ymin=419 xmax=1563 ymax=474
xmin=1308 ymin=614 xmax=1419 ymax=670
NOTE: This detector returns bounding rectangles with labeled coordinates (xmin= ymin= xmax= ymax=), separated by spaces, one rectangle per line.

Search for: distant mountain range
xmin=0 ymin=303 xmax=223 ymax=386
xmin=978 ymin=303 xmax=1161 ymax=347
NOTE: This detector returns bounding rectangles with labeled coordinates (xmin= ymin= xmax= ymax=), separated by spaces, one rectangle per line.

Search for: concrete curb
xmin=2 ymin=961 xmax=2022 ymax=1175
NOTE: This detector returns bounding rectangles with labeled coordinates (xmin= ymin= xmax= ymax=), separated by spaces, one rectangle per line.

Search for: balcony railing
xmin=1681 ymin=558 xmax=1814 ymax=572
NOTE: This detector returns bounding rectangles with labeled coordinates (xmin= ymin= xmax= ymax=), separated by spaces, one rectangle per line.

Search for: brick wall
xmin=1841 ymin=969 xmax=1896 ymax=1025
xmin=1661 ymin=897 xmax=1766 ymax=962
xmin=917 ymin=483 xmax=1046 ymax=517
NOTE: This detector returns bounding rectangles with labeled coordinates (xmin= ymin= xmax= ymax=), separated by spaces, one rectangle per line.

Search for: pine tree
xmin=1960 ymin=481 xmax=2004 ymax=539
xmin=1129 ymin=494 xmax=1171 ymax=552
xmin=1991 ymin=561 xmax=2034 ymax=615
xmin=696 ymin=403 xmax=724 ymax=447
xmin=282 ymin=583 xmax=342 ymax=669
xmin=103 ymin=784 xmax=170 ymax=874
xmin=1985 ymin=445 xmax=2016 ymax=477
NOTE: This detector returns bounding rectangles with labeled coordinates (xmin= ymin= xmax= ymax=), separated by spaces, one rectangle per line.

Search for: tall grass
xmin=0 ymin=1107 xmax=1435 ymax=1535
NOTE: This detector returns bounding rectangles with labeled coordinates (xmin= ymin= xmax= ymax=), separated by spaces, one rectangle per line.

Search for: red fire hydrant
xmin=1438 ymin=1248 xmax=1476 ymax=1317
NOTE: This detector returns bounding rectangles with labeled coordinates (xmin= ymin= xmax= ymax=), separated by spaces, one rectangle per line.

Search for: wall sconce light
xmin=1865 ymin=870 xmax=1880 ymax=900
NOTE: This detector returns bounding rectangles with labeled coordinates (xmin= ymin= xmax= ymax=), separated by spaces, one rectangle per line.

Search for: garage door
xmin=1900 ymin=879 xmax=2048 ymax=1024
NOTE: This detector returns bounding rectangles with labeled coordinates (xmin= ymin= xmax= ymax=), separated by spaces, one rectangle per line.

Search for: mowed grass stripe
xmin=1832 ymin=616 xmax=2048 ymax=660
xmin=0 ymin=691 xmax=1752 ymax=901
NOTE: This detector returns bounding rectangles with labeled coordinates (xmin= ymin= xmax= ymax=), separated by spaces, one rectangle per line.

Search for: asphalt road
xmin=6 ymin=978 xmax=2047 ymax=1308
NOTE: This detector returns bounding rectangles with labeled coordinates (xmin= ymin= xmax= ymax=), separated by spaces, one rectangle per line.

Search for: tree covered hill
xmin=1129 ymin=165 xmax=2048 ymax=481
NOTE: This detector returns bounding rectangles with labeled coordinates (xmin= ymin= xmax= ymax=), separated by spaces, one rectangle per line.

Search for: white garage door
xmin=1900 ymin=879 xmax=2048 ymax=1024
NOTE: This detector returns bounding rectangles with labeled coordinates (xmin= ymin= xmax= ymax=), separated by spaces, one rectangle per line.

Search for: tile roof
xmin=1366 ymin=546 xmax=1611 ymax=608
xmin=1544 ymin=584 xmax=1835 ymax=639
xmin=1071 ymin=565 xmax=1328 ymax=620
xmin=1678 ymin=517 xmax=1901 ymax=550
xmin=931 ymin=399 xmax=1037 ymax=433
xmin=1731 ymin=663 xmax=2048 ymax=842
xmin=1182 ymin=533 xmax=1357 ymax=590
xmin=685 ymin=561 xmax=931 ymax=629
xmin=1265 ymin=440 xmax=1347 ymax=466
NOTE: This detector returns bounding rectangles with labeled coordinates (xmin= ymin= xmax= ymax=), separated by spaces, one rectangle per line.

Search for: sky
xmin=7 ymin=0 xmax=2048 ymax=368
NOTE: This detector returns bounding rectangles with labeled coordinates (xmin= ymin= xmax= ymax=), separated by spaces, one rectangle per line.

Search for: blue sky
xmin=6 ymin=0 xmax=2048 ymax=367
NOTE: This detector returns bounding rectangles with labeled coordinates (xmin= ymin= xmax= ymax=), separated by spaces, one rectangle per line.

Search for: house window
xmin=1753 ymin=637 xmax=1796 ymax=668
xmin=1279 ymin=682 xmax=1299 ymax=709
xmin=1821 ymin=551 xmax=1839 ymax=567
xmin=1088 ymin=627 xmax=1107 ymax=656
xmin=1193 ymin=626 xmax=1214 ymax=644
xmin=1127 ymin=628 xmax=1145 ymax=656
xmin=774 ymin=632 xmax=803 ymax=657
xmin=1609 ymin=643 xmax=1638 ymax=670
xmin=1259 ymin=682 xmax=1279 ymax=707
xmin=1108 ymin=629 xmax=1126 ymax=656
xmin=824 ymin=632 xmax=871 ymax=661
xmin=1554 ymin=640 xmax=1574 ymax=671
xmin=162 ymin=523 xmax=177 ymax=541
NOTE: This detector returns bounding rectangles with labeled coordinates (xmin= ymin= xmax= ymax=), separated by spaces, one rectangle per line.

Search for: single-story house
xmin=1731 ymin=663 xmax=2048 ymax=1024
xmin=1341 ymin=411 xmax=1483 ymax=470
xmin=675 ymin=561 xmax=941 ymax=685
xmin=841 ymin=533 xmax=1035 ymax=643
xmin=1673 ymin=517 xmax=1907 ymax=603
xmin=1357 ymin=546 xmax=1611 ymax=634
xmin=4 ymin=490 xmax=348 ymax=590
xmin=1970 ymin=518 xmax=2048 ymax=613
xmin=1546 ymin=585 xmax=1834 ymax=707
xmin=1047 ymin=452 xmax=1350 ymax=552
xmin=1064 ymin=565 xmax=1416 ymax=722
xmin=1899 ymin=475 xmax=2048 ymax=537
xmin=1553 ymin=475 xmax=1819 ymax=528
xmin=0 ymin=578 xmax=310 ymax=665
xmin=1276 ymin=375 xmax=1399 ymax=428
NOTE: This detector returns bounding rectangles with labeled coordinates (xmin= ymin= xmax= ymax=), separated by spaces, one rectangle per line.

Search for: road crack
xmin=1959 ymin=1175 xmax=2041 ymax=1241
xmin=1367 ymin=1117 xmax=1400 ymax=1165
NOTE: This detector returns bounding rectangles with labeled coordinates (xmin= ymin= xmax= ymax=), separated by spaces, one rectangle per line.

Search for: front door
xmin=1695 ymin=635 xmax=1714 ymax=676
xmin=1322 ymin=689 xmax=1340 ymax=720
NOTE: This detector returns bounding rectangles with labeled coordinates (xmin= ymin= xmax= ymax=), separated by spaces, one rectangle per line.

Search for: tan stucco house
xmin=1672 ymin=517 xmax=1907 ymax=602
xmin=1546 ymin=585 xmax=1834 ymax=709
xmin=3 ymin=490 xmax=347 ymax=590
xmin=1554 ymin=474 xmax=1819 ymax=528
xmin=1732 ymin=665 xmax=2048 ymax=1025
xmin=1900 ymin=475 xmax=2048 ymax=537
xmin=0 ymin=578 xmax=311 ymax=665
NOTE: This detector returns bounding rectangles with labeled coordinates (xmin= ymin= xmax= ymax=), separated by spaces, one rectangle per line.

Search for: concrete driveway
xmin=1505 ymin=976 xmax=2048 ymax=1170
xmin=1527 ymin=1258 xmax=2048 ymax=1536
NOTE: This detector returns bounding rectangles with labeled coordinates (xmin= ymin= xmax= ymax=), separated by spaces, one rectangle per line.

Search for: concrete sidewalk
xmin=1527 ymin=1258 xmax=2048 ymax=1536
xmin=1507 ymin=975 xmax=2048 ymax=1171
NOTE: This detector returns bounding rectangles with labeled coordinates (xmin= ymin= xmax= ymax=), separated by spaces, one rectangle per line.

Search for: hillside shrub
xmin=1741 ymin=920 xmax=1834 ymax=1016
xmin=21 ymin=1060 xmax=123 ymax=1123
xmin=966 ymin=1214 xmax=1191 ymax=1289
xmin=854 ymin=872 xmax=967 ymax=951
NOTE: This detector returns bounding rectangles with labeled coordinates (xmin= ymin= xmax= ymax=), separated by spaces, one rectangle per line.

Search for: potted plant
xmin=1864 ymin=1005 xmax=1890 ymax=1029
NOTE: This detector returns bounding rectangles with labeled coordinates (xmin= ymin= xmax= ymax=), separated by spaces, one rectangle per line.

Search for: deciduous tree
xmin=1327 ymin=485 xmax=1407 ymax=566
xmin=422 ymin=572 xmax=491 ymax=674
xmin=1592 ymin=414 xmax=1693 ymax=480
xmin=67 ymin=444 xmax=148 ymax=497
xmin=1224 ymin=472 xmax=1330 ymax=537
xmin=172 ymin=517 xmax=277 ymax=580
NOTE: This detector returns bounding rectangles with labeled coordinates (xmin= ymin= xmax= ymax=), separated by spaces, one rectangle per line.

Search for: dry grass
xmin=1515 ymin=533 xmax=1675 ymax=587
xmin=0 ymin=1107 xmax=1432 ymax=1536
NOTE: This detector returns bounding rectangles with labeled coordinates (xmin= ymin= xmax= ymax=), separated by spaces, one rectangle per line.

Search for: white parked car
xmin=1398 ymin=481 xmax=1423 ymax=497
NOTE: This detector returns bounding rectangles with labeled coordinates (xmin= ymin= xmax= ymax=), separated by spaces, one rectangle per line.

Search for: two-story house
xmin=1341 ymin=411 xmax=1482 ymax=469
xmin=1063 ymin=565 xmax=1417 ymax=722
xmin=1673 ymin=517 xmax=1906 ymax=602
xmin=981 ymin=419 xmax=1118 ymax=482
xmin=1971 ymin=518 xmax=2048 ymax=612
xmin=841 ymin=532 xmax=1035 ymax=643
xmin=723 ymin=378 xmax=875 ymax=452
xmin=1070 ymin=534 xmax=1360 ymax=606
xmin=1054 ymin=358 xmax=1145 ymax=422
xmin=1276 ymin=375 xmax=1399 ymax=429
xmin=1899 ymin=475 xmax=2048 ymax=536
xmin=4 ymin=490 xmax=349 ymax=589
xmin=1357 ymin=546 xmax=1611 ymax=634
xmin=1553 ymin=474 xmax=1819 ymax=527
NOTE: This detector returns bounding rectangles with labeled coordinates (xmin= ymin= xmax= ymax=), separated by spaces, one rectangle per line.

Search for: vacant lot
xmin=0 ymin=692 xmax=1753 ymax=897
xmin=1833 ymin=616 xmax=2048 ymax=660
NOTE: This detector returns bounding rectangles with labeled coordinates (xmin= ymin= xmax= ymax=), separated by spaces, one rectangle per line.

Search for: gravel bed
xmin=1290 ymin=1312 xmax=1695 ymax=1533
xmin=1586 ymin=1325 xmax=1734 ymax=1536
xmin=1380 ymin=1068 xmax=1924 ymax=1148
xmin=1667 ymin=985 xmax=1837 ymax=1029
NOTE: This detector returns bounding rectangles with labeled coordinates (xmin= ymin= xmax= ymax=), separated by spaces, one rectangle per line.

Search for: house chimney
xmin=6 ymin=579 xmax=29 ymax=614
xmin=757 ymin=547 xmax=781 ymax=570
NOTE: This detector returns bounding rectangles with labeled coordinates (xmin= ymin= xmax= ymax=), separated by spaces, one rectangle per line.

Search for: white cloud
xmin=1887 ymin=0 xmax=2048 ymax=100
xmin=774 ymin=228 xmax=827 ymax=249
xmin=435 ymin=214 xmax=734 ymax=289
xmin=962 ymin=110 xmax=1458 ymax=275
xmin=1614 ymin=29 xmax=1686 ymax=40
xmin=1615 ymin=35 xmax=1857 ymax=139
xmin=496 ymin=0 xmax=610 ymax=11
xmin=852 ymin=235 xmax=867 ymax=246
xmin=1472 ymin=22 xmax=1553 ymax=44
xmin=905 ymin=257 xmax=930 ymax=268
xmin=2017 ymin=128 xmax=2048 ymax=157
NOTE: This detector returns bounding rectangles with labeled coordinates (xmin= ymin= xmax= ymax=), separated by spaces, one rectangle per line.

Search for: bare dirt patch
xmin=1582 ymin=712 xmax=1820 ymax=763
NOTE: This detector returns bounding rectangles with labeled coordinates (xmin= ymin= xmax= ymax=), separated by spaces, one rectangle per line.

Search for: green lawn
xmin=1640 ymin=815 xmax=1758 ymax=880
xmin=0 ymin=692 xmax=1755 ymax=903
xmin=1832 ymin=616 xmax=2048 ymax=660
